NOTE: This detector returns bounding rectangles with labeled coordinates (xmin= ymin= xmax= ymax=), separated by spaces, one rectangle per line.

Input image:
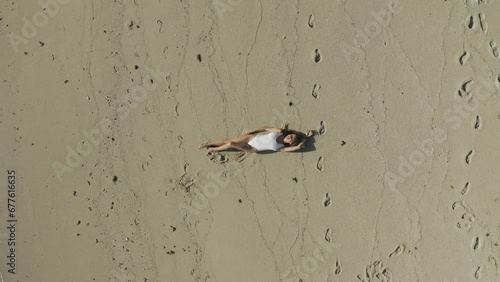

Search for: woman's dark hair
xmin=281 ymin=128 xmax=306 ymax=147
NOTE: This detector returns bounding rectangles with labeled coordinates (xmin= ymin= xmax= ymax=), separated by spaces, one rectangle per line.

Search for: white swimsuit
xmin=248 ymin=132 xmax=285 ymax=151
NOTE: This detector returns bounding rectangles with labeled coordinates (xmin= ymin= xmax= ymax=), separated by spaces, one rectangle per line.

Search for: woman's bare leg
xmin=208 ymin=142 xmax=256 ymax=153
xmin=200 ymin=134 xmax=254 ymax=149
xmin=207 ymin=142 xmax=232 ymax=152
xmin=199 ymin=139 xmax=229 ymax=149
xmin=231 ymin=142 xmax=256 ymax=153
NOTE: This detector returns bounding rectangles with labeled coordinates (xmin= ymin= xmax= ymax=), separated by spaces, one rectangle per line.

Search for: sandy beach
xmin=1 ymin=0 xmax=500 ymax=281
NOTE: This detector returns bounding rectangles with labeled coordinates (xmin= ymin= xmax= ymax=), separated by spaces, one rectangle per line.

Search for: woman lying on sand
xmin=199 ymin=125 xmax=314 ymax=153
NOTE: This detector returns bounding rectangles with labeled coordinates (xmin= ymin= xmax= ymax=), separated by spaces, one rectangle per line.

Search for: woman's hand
xmin=297 ymin=130 xmax=313 ymax=149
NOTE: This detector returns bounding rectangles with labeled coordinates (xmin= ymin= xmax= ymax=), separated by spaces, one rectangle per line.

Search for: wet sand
xmin=1 ymin=0 xmax=500 ymax=281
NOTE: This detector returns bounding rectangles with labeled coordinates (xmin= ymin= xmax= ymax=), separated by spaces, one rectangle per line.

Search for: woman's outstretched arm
xmin=241 ymin=126 xmax=281 ymax=135
xmin=279 ymin=145 xmax=302 ymax=152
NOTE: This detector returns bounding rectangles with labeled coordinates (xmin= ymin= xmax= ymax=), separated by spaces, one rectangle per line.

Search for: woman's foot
xmin=199 ymin=141 xmax=209 ymax=149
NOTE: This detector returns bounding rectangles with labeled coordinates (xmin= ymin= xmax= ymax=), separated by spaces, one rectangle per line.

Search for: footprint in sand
xmin=325 ymin=228 xmax=332 ymax=243
xmin=308 ymin=14 xmax=315 ymax=28
xmin=177 ymin=174 xmax=195 ymax=192
xmin=452 ymin=200 xmax=470 ymax=211
xmin=452 ymin=200 xmax=476 ymax=225
xmin=389 ymin=244 xmax=405 ymax=258
xmin=462 ymin=212 xmax=476 ymax=222
xmin=461 ymin=182 xmax=470 ymax=195
xmin=472 ymin=236 xmax=482 ymax=250
xmin=490 ymin=40 xmax=499 ymax=58
xmin=357 ymin=261 xmax=392 ymax=282
xmin=207 ymin=151 xmax=228 ymax=164
xmin=157 ymin=19 xmax=163 ymax=33
xmin=317 ymin=156 xmax=324 ymax=171
xmin=318 ymin=120 xmax=326 ymax=135
xmin=377 ymin=271 xmax=393 ymax=282
xmin=235 ymin=152 xmax=247 ymax=162
xmin=323 ymin=193 xmax=332 ymax=207
xmin=467 ymin=15 xmax=475 ymax=29
xmin=479 ymin=12 xmax=487 ymax=33
xmin=458 ymin=89 xmax=470 ymax=99
xmin=488 ymin=257 xmax=498 ymax=270
xmin=312 ymin=84 xmax=321 ymax=98
xmin=474 ymin=266 xmax=482 ymax=280
xmin=459 ymin=51 xmax=470 ymax=65
xmin=458 ymin=80 xmax=473 ymax=98
xmin=335 ymin=259 xmax=342 ymax=275
xmin=177 ymin=135 xmax=184 ymax=148
xmin=474 ymin=115 xmax=481 ymax=130
xmin=462 ymin=79 xmax=473 ymax=93
xmin=465 ymin=150 xmax=474 ymax=164
xmin=456 ymin=221 xmax=472 ymax=230
xmin=313 ymin=49 xmax=322 ymax=63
